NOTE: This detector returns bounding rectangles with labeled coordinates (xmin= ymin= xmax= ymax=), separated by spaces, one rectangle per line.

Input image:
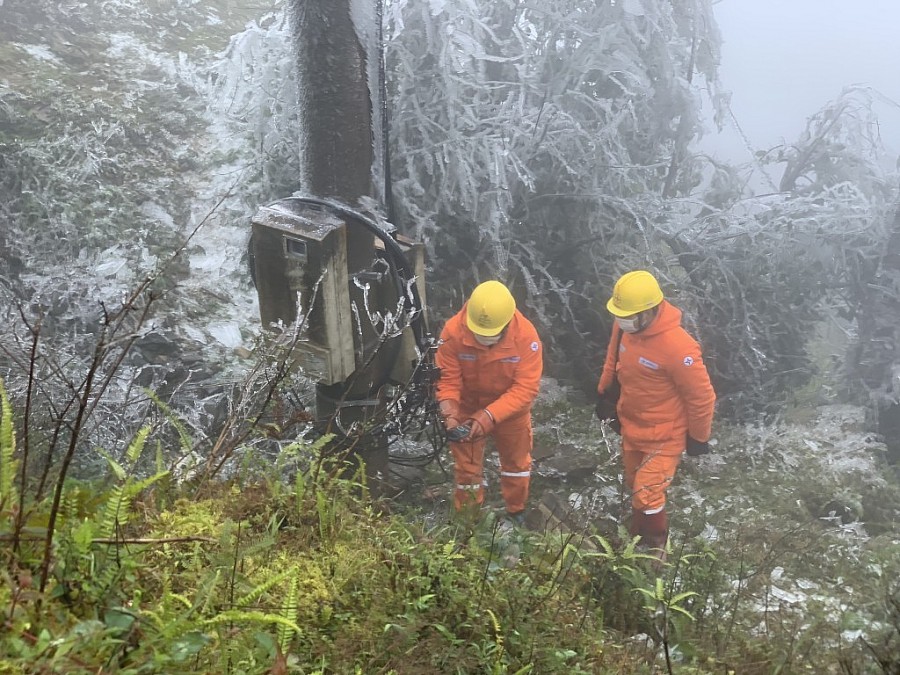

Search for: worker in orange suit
xmin=435 ymin=280 xmax=543 ymax=525
xmin=596 ymin=270 xmax=716 ymax=560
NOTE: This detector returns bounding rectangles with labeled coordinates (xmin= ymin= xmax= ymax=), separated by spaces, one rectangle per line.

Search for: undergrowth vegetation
xmin=0 ymin=390 xmax=626 ymax=673
xmin=3 ymin=385 xmax=900 ymax=674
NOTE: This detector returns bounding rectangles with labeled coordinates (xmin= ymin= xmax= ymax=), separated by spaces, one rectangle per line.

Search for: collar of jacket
xmin=630 ymin=301 xmax=683 ymax=339
xmin=459 ymin=312 xmax=520 ymax=351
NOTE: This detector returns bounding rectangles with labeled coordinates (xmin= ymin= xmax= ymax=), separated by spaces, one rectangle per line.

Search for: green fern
xmin=0 ymin=379 xmax=19 ymax=513
xmin=197 ymin=568 xmax=222 ymax=617
xmin=126 ymin=424 xmax=151 ymax=465
xmin=290 ymin=433 xmax=334 ymax=502
xmin=145 ymin=389 xmax=193 ymax=457
xmin=97 ymin=425 xmax=169 ymax=539
xmin=202 ymin=609 xmax=303 ymax=635
xmin=485 ymin=608 xmax=505 ymax=668
xmin=236 ymin=565 xmax=297 ymax=608
xmin=276 ymin=573 xmax=300 ymax=654
xmin=98 ymin=470 xmax=170 ymax=540
xmin=99 ymin=484 xmax=126 ymax=540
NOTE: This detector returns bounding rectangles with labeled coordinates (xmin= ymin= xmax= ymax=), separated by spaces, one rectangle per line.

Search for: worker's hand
xmin=685 ymin=436 xmax=710 ymax=456
xmin=466 ymin=409 xmax=495 ymax=441
xmin=439 ymin=399 xmax=462 ymax=431
xmin=594 ymin=393 xmax=620 ymax=434
xmin=446 ymin=424 xmax=472 ymax=443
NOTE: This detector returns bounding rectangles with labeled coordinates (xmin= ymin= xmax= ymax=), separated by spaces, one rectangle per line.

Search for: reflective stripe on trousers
xmin=451 ymin=411 xmax=533 ymax=513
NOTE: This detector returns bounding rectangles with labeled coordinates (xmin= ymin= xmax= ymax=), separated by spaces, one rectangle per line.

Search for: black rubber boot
xmin=640 ymin=510 xmax=668 ymax=568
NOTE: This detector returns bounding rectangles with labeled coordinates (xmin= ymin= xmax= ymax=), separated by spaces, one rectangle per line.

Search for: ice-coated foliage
xmin=384 ymin=3 xmax=899 ymax=418
xmin=191 ymin=0 xmax=900 ymax=418
xmin=660 ymin=88 xmax=899 ymax=415
xmin=382 ymin=0 xmax=728 ymax=376
xmin=0 ymin=0 xmax=280 ymax=471
xmin=2 ymin=0 xmax=900 ymax=439
xmin=207 ymin=7 xmax=304 ymax=201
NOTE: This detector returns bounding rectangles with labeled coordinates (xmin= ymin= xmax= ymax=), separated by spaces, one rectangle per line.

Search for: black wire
xmin=376 ymin=0 xmax=395 ymax=225
xmin=255 ymin=197 xmax=443 ymax=465
xmin=282 ymin=197 xmax=429 ymax=349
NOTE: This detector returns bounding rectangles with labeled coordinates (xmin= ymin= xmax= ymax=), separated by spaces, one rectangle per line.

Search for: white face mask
xmin=616 ymin=316 xmax=640 ymax=333
xmin=474 ymin=333 xmax=502 ymax=346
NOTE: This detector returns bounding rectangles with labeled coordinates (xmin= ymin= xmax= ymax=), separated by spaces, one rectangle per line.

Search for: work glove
xmin=607 ymin=417 xmax=622 ymax=435
xmin=685 ymin=436 xmax=710 ymax=456
xmin=594 ymin=393 xmax=621 ymax=434
xmin=446 ymin=423 xmax=472 ymax=443
xmin=465 ymin=409 xmax=495 ymax=441
xmin=439 ymin=399 xmax=461 ymax=431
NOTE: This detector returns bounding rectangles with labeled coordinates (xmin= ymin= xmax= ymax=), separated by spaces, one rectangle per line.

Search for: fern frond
xmin=0 ymin=379 xmax=19 ymax=512
xmin=127 ymin=470 xmax=170 ymax=495
xmin=103 ymin=452 xmax=127 ymax=481
xmin=98 ymin=470 xmax=169 ymax=540
xmin=99 ymin=485 xmax=125 ymax=540
xmin=231 ymin=533 xmax=278 ymax=561
xmin=198 ymin=568 xmax=222 ymax=617
xmin=486 ymin=608 xmax=505 ymax=664
xmin=203 ymin=610 xmax=302 ymax=635
xmin=146 ymin=389 xmax=193 ymax=456
xmin=236 ymin=565 xmax=297 ymax=608
xmin=276 ymin=573 xmax=300 ymax=654
xmin=167 ymin=592 xmax=194 ymax=610
xmin=125 ymin=425 xmax=151 ymax=465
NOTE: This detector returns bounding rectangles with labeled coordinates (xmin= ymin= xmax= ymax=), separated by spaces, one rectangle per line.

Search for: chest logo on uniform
xmin=683 ymin=356 xmax=694 ymax=366
xmin=458 ymin=353 xmax=477 ymax=361
xmin=638 ymin=356 xmax=660 ymax=370
xmin=500 ymin=356 xmax=521 ymax=363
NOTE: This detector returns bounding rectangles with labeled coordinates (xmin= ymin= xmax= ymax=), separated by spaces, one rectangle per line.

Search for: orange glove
xmin=466 ymin=409 xmax=495 ymax=441
xmin=439 ymin=399 xmax=461 ymax=430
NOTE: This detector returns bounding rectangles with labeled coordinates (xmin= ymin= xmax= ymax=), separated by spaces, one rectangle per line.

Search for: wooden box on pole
xmin=251 ymin=198 xmax=356 ymax=385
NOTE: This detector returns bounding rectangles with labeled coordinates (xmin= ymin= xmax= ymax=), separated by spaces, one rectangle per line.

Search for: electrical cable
xmin=725 ymin=102 xmax=780 ymax=193
xmin=282 ymin=196 xmax=429 ymax=349
xmin=376 ymin=0 xmax=395 ymax=225
xmin=269 ymin=198 xmax=447 ymax=464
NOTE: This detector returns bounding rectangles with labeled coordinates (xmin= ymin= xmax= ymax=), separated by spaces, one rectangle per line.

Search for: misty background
xmin=704 ymin=0 xmax=900 ymax=173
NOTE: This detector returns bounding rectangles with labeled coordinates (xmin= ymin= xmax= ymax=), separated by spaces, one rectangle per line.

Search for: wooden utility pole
xmin=289 ymin=0 xmax=390 ymax=480
xmin=290 ymin=0 xmax=374 ymax=201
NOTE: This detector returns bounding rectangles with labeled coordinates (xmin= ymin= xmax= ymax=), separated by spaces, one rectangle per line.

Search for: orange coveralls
xmin=435 ymin=306 xmax=543 ymax=514
xmin=597 ymin=301 xmax=715 ymax=520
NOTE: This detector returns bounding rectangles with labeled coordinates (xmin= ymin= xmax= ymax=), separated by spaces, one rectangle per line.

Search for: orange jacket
xmin=436 ymin=306 xmax=542 ymax=423
xmin=598 ymin=301 xmax=715 ymax=452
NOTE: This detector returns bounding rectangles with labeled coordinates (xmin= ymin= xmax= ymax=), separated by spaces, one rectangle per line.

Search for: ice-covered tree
xmin=384 ymin=0 xmax=726 ymax=379
xmin=665 ymin=89 xmax=897 ymax=415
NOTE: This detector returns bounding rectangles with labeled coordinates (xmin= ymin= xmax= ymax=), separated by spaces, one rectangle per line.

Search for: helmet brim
xmin=606 ymin=297 xmax=640 ymax=317
xmin=467 ymin=314 xmax=508 ymax=336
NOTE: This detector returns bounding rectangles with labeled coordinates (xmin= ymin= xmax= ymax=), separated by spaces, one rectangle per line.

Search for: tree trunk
xmin=290 ymin=0 xmax=373 ymax=200
xmin=848 ymin=192 xmax=900 ymax=461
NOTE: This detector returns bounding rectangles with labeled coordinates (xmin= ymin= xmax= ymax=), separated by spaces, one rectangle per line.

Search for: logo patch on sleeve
xmin=683 ymin=356 xmax=694 ymax=366
xmin=530 ymin=341 xmax=540 ymax=352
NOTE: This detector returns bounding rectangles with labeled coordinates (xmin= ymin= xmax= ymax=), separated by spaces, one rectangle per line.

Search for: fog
xmin=702 ymin=0 xmax=900 ymax=167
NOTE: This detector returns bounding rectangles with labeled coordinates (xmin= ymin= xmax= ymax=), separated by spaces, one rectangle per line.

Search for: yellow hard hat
xmin=466 ymin=280 xmax=516 ymax=336
xmin=607 ymin=270 xmax=664 ymax=317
